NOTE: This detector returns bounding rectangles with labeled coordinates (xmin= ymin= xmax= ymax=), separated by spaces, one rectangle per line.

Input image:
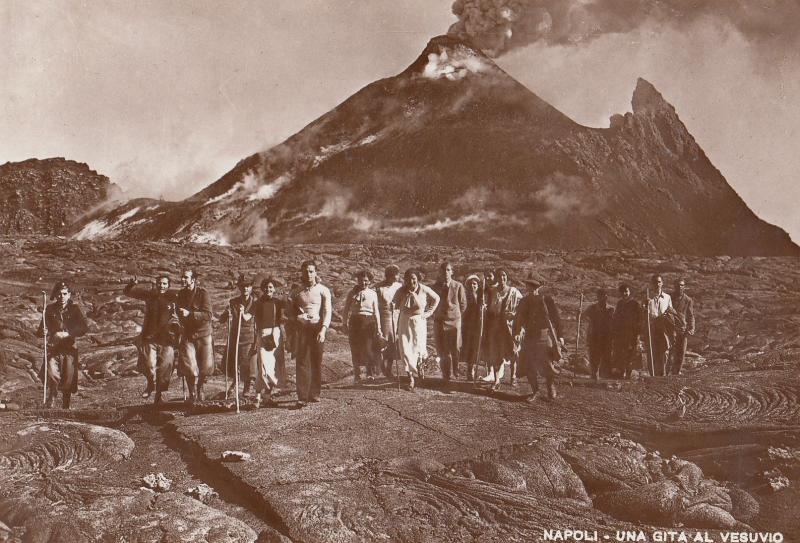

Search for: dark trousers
xmin=348 ymin=315 xmax=377 ymax=377
xmin=521 ymin=330 xmax=554 ymax=391
xmin=646 ymin=332 xmax=670 ymax=377
xmin=225 ymin=341 xmax=256 ymax=382
xmin=434 ymin=322 xmax=460 ymax=380
xmin=295 ymin=323 xmax=324 ymax=402
xmin=44 ymin=347 xmax=79 ymax=394
xmin=588 ymin=339 xmax=613 ymax=378
xmin=142 ymin=341 xmax=175 ymax=393
xmin=670 ymin=334 xmax=688 ymax=375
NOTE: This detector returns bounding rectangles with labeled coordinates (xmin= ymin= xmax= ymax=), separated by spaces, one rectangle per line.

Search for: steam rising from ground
xmin=449 ymin=0 xmax=800 ymax=57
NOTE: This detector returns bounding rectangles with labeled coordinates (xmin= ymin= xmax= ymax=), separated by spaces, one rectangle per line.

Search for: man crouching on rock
xmin=177 ymin=269 xmax=213 ymax=404
xmin=123 ymin=275 xmax=179 ymax=405
xmin=290 ymin=260 xmax=332 ymax=408
xmin=37 ymin=280 xmax=89 ymax=409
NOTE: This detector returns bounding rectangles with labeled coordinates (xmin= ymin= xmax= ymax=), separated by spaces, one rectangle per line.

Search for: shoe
xmin=418 ymin=366 xmax=425 ymax=381
xmin=491 ymin=380 xmax=501 ymax=392
xmin=310 ymin=397 xmax=320 ymax=403
xmin=255 ymin=393 xmax=262 ymax=407
xmin=408 ymin=375 xmax=416 ymax=390
xmin=510 ymin=377 xmax=517 ymax=386
xmin=262 ymin=397 xmax=278 ymax=407
xmin=186 ymin=393 xmax=196 ymax=406
xmin=295 ymin=400 xmax=306 ymax=409
xmin=141 ymin=383 xmax=154 ymax=399
xmin=196 ymin=387 xmax=205 ymax=402
xmin=525 ymin=392 xmax=542 ymax=403
xmin=547 ymin=384 xmax=558 ymax=401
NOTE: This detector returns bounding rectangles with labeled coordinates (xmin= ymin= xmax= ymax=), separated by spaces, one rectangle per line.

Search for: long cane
xmin=645 ymin=288 xmax=655 ymax=377
xmin=234 ymin=311 xmax=242 ymax=413
xmin=475 ymin=277 xmax=487 ymax=384
xmin=390 ymin=303 xmax=400 ymax=391
xmin=224 ymin=312 xmax=231 ymax=399
xmin=574 ymin=292 xmax=583 ymax=379
xmin=41 ymin=291 xmax=48 ymax=405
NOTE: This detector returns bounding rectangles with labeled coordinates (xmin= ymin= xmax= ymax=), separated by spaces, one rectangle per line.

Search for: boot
xmin=62 ymin=392 xmax=71 ymax=410
xmin=547 ymin=383 xmax=558 ymax=401
xmin=526 ymin=380 xmax=540 ymax=403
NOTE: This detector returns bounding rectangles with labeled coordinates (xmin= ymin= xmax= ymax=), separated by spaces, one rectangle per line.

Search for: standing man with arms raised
xmin=669 ymin=278 xmax=695 ymax=375
xmin=291 ymin=260 xmax=332 ymax=408
xmin=37 ymin=280 xmax=89 ymax=409
xmin=176 ymin=269 xmax=214 ymax=404
xmin=433 ymin=261 xmax=467 ymax=385
xmin=123 ymin=275 xmax=179 ymax=405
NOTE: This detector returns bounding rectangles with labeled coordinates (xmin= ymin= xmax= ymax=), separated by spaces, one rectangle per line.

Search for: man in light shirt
xmin=291 ymin=260 xmax=332 ymax=408
xmin=646 ymin=274 xmax=673 ymax=377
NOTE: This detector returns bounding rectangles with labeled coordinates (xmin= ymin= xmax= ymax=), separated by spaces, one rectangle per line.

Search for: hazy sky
xmin=2 ymin=1 xmax=798 ymax=243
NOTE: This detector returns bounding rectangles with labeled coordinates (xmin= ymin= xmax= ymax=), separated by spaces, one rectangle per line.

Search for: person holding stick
xmin=123 ymin=275 xmax=180 ymax=406
xmin=513 ymin=273 xmax=565 ymax=402
xmin=176 ymin=269 xmax=214 ymax=404
xmin=253 ymin=277 xmax=285 ymax=407
xmin=645 ymin=274 xmax=675 ymax=377
xmin=612 ymin=283 xmax=642 ymax=379
xmin=375 ymin=265 xmax=403 ymax=378
xmin=36 ymin=280 xmax=89 ymax=409
xmin=669 ymin=278 xmax=695 ymax=376
xmin=290 ymin=260 xmax=332 ymax=408
xmin=221 ymin=274 xmax=257 ymax=397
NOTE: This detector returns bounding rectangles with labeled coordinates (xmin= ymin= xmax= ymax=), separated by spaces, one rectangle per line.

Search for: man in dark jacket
xmin=177 ymin=269 xmax=214 ymax=403
xmin=513 ymin=273 xmax=564 ymax=401
xmin=584 ymin=288 xmax=614 ymax=379
xmin=669 ymin=278 xmax=695 ymax=375
xmin=612 ymin=283 xmax=642 ymax=379
xmin=36 ymin=280 xmax=89 ymax=409
xmin=433 ymin=261 xmax=467 ymax=384
xmin=220 ymin=275 xmax=257 ymax=396
xmin=123 ymin=275 xmax=179 ymax=405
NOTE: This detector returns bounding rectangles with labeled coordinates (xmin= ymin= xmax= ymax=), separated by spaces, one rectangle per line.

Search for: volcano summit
xmin=74 ymin=35 xmax=797 ymax=256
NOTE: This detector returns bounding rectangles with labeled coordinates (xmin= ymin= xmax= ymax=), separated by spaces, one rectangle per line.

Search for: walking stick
xmin=645 ymin=288 xmax=655 ymax=377
xmin=41 ymin=291 xmax=48 ymax=405
xmin=234 ymin=311 xmax=242 ymax=413
xmin=224 ymin=312 xmax=231 ymax=399
xmin=390 ymin=302 xmax=400 ymax=391
xmin=475 ymin=277 xmax=487 ymax=384
xmin=576 ymin=292 xmax=584 ymax=355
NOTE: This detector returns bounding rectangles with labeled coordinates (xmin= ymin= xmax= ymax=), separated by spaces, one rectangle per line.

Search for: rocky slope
xmin=0 ymin=240 xmax=798 ymax=541
xmin=0 ymin=158 xmax=120 ymax=235
xmin=70 ymin=35 xmax=797 ymax=255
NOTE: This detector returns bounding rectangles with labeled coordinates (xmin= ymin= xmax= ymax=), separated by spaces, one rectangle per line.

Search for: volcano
xmin=73 ymin=35 xmax=797 ymax=256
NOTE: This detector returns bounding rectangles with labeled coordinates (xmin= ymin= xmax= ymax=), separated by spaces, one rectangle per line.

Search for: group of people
xmin=34 ymin=259 xmax=695 ymax=410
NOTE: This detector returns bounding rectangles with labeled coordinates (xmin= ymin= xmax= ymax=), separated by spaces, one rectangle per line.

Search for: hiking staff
xmin=224 ymin=311 xmax=232 ymax=399
xmin=575 ymin=292 xmax=584 ymax=355
xmin=474 ymin=276 xmax=487 ymax=384
xmin=41 ymin=291 xmax=48 ymax=405
xmin=233 ymin=311 xmax=242 ymax=413
xmin=645 ymin=287 xmax=655 ymax=377
xmin=390 ymin=302 xmax=400 ymax=391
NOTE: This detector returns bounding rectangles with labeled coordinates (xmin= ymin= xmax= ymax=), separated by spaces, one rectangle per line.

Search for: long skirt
xmin=398 ymin=312 xmax=427 ymax=377
xmin=348 ymin=314 xmax=376 ymax=375
xmin=256 ymin=327 xmax=281 ymax=393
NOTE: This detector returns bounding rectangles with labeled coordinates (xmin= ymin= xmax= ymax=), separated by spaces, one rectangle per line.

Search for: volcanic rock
xmin=71 ymin=36 xmax=798 ymax=255
xmin=0 ymin=158 xmax=120 ymax=235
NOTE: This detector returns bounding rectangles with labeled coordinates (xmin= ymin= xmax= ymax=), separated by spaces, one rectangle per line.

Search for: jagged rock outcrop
xmin=0 ymin=158 xmax=120 ymax=235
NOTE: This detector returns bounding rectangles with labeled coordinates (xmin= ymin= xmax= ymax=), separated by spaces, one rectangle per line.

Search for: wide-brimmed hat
xmin=465 ymin=274 xmax=480 ymax=285
xmin=51 ymin=279 xmax=71 ymax=298
xmin=236 ymin=274 xmax=254 ymax=287
xmin=522 ymin=272 xmax=546 ymax=289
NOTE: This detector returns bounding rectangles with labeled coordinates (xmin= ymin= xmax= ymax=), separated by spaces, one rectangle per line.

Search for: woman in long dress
xmin=484 ymin=268 xmax=523 ymax=390
xmin=392 ymin=269 xmax=440 ymax=390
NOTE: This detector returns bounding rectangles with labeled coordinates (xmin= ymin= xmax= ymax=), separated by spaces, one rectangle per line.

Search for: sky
xmin=2 ymin=0 xmax=798 ymax=243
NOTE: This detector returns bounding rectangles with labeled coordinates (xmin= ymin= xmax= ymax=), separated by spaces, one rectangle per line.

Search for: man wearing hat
xmin=176 ymin=269 xmax=214 ymax=403
xmin=221 ymin=274 xmax=257 ymax=396
xmin=433 ymin=261 xmax=467 ymax=383
xmin=123 ymin=275 xmax=179 ymax=405
xmin=512 ymin=273 xmax=564 ymax=401
xmin=36 ymin=280 xmax=89 ymax=409
xmin=375 ymin=264 xmax=403 ymax=378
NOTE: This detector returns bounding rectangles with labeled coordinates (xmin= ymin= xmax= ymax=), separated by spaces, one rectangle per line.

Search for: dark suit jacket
xmin=672 ymin=293 xmax=695 ymax=335
xmin=176 ymin=287 xmax=213 ymax=339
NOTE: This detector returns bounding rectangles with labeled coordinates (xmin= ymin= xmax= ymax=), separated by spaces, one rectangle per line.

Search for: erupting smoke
xmin=448 ymin=0 xmax=800 ymax=57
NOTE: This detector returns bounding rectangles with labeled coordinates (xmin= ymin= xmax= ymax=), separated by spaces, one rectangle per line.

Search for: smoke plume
xmin=449 ymin=0 xmax=800 ymax=57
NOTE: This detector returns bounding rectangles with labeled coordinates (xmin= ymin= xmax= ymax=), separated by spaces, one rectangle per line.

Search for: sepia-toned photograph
xmin=1 ymin=1 xmax=799 ymax=541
